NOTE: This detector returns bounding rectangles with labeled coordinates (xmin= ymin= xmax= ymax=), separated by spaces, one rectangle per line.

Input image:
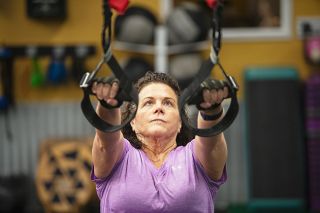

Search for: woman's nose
xmin=153 ymin=101 xmax=164 ymax=114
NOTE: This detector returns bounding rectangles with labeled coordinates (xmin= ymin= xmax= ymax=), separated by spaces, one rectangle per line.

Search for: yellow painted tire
xmin=36 ymin=138 xmax=95 ymax=213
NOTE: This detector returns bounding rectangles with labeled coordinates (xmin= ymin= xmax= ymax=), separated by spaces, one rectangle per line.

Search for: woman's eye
xmin=143 ymin=100 xmax=153 ymax=106
xmin=164 ymin=100 xmax=173 ymax=106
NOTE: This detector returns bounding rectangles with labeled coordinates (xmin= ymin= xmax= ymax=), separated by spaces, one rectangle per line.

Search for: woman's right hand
xmin=91 ymin=77 xmax=120 ymax=108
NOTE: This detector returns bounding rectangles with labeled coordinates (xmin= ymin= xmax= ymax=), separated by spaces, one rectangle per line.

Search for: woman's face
xmin=131 ymin=83 xmax=181 ymax=140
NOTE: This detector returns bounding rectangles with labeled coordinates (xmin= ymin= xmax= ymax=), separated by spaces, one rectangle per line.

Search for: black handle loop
xmin=188 ymin=78 xmax=230 ymax=111
xmin=179 ymin=59 xmax=239 ymax=137
xmin=79 ymin=0 xmax=138 ymax=133
xmin=178 ymin=0 xmax=239 ymax=137
xmin=80 ymin=55 xmax=138 ymax=132
xmin=88 ymin=76 xmax=123 ymax=109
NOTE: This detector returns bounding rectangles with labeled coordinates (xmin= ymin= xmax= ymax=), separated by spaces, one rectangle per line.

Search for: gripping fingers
xmin=96 ymin=82 xmax=110 ymax=101
xmin=223 ymin=86 xmax=229 ymax=98
xmin=110 ymin=81 xmax=119 ymax=99
xmin=203 ymin=89 xmax=212 ymax=104
xmin=201 ymin=89 xmax=220 ymax=109
xmin=91 ymin=81 xmax=103 ymax=99
xmin=90 ymin=76 xmax=122 ymax=108
xmin=199 ymin=79 xmax=230 ymax=110
xmin=216 ymin=89 xmax=224 ymax=103
xmin=200 ymin=89 xmax=212 ymax=109
xmin=102 ymin=83 xmax=111 ymax=101
xmin=106 ymin=81 xmax=120 ymax=106
xmin=91 ymin=81 xmax=98 ymax=94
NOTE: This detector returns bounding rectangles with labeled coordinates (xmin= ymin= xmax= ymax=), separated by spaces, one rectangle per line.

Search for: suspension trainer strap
xmin=80 ymin=0 xmax=238 ymax=135
xmin=80 ymin=0 xmax=138 ymax=132
xmin=179 ymin=0 xmax=239 ymax=137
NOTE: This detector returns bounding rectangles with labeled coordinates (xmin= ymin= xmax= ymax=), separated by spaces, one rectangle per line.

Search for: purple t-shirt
xmin=91 ymin=139 xmax=227 ymax=213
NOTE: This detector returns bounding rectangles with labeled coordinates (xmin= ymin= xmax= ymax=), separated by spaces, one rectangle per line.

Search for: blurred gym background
xmin=0 ymin=0 xmax=320 ymax=212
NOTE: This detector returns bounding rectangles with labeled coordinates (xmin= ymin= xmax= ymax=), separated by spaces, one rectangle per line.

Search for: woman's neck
xmin=140 ymin=137 xmax=177 ymax=167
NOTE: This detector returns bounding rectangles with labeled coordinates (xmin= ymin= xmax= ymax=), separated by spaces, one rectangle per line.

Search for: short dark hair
xmin=121 ymin=71 xmax=193 ymax=149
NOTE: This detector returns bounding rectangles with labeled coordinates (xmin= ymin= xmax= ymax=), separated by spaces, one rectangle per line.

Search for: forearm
xmin=196 ymin=105 xmax=224 ymax=145
xmin=196 ymin=105 xmax=227 ymax=161
xmin=90 ymin=79 xmax=124 ymax=178
xmin=95 ymin=103 xmax=122 ymax=146
xmin=92 ymin=103 xmax=124 ymax=178
xmin=195 ymin=105 xmax=228 ymax=180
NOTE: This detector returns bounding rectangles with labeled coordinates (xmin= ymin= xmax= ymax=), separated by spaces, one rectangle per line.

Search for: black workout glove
xmin=188 ymin=78 xmax=230 ymax=111
xmin=91 ymin=76 xmax=123 ymax=109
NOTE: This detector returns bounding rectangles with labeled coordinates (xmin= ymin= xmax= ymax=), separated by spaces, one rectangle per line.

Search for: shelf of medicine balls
xmin=112 ymin=0 xmax=212 ymax=88
xmin=114 ymin=39 xmax=210 ymax=55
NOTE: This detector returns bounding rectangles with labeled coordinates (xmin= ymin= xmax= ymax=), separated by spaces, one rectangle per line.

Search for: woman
xmin=91 ymin=71 xmax=229 ymax=212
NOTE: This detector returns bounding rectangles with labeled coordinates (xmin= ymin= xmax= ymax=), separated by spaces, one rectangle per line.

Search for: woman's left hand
xmin=199 ymin=79 xmax=229 ymax=110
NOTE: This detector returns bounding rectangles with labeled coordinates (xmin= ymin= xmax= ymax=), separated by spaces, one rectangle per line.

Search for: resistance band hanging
xmin=80 ymin=0 xmax=239 ymax=137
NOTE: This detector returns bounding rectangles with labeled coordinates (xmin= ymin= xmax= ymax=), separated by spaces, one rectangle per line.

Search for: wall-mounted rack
xmin=0 ymin=45 xmax=96 ymax=58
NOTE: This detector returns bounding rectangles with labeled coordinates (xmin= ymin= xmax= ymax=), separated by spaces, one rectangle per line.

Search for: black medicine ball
xmin=115 ymin=6 xmax=157 ymax=44
xmin=123 ymin=57 xmax=153 ymax=83
xmin=169 ymin=54 xmax=203 ymax=90
xmin=167 ymin=2 xmax=210 ymax=44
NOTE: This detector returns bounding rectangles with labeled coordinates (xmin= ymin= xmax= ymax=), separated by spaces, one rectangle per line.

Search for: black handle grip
xmin=87 ymin=76 xmax=130 ymax=109
xmin=79 ymin=56 xmax=138 ymax=133
xmin=179 ymin=59 xmax=239 ymax=137
xmin=187 ymin=79 xmax=231 ymax=110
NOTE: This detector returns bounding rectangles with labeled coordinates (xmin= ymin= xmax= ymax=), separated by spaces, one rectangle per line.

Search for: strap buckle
xmin=79 ymin=72 xmax=91 ymax=88
xmin=227 ymin=76 xmax=239 ymax=91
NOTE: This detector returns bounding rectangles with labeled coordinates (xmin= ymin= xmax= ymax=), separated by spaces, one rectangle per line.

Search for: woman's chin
xmin=146 ymin=127 xmax=170 ymax=138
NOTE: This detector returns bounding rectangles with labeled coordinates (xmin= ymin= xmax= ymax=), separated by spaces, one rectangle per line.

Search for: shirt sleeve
xmin=90 ymin=138 xmax=131 ymax=199
xmin=189 ymin=139 xmax=228 ymax=194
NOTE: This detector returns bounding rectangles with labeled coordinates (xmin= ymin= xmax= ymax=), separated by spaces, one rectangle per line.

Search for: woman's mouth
xmin=151 ymin=119 xmax=165 ymax=123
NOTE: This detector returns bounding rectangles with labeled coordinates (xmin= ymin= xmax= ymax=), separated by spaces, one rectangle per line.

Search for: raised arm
xmin=194 ymin=85 xmax=229 ymax=181
xmin=91 ymin=80 xmax=125 ymax=179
